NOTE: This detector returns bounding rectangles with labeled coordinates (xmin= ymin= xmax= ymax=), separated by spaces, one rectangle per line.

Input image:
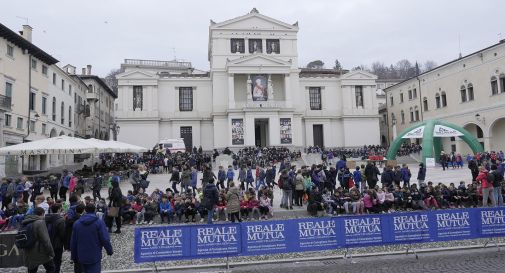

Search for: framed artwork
xmin=280 ymin=118 xmax=292 ymax=144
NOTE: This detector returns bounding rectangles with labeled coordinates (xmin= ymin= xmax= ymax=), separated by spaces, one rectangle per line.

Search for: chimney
xmin=20 ymin=25 xmax=33 ymax=42
xmin=82 ymin=68 xmax=86 ymax=75
xmin=87 ymin=65 xmax=92 ymax=75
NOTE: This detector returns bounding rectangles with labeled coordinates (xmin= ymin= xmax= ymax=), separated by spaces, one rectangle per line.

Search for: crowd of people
xmin=306 ymin=143 xmax=422 ymax=161
xmin=2 ymin=145 xmax=505 ymax=272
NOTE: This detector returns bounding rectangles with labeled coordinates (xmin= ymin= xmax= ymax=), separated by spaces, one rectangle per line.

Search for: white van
xmin=156 ymin=138 xmax=186 ymax=153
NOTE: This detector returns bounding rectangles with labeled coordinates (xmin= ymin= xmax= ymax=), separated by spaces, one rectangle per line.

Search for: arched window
xmin=491 ymin=76 xmax=499 ymax=95
xmin=414 ymin=106 xmax=419 ymax=121
xmin=400 ymin=110 xmax=405 ymax=124
xmin=477 ymin=126 xmax=484 ymax=138
xmin=391 ymin=113 xmax=396 ymax=124
xmin=423 ymin=97 xmax=429 ymax=111
xmin=467 ymin=83 xmax=474 ymax=101
xmin=61 ymin=102 xmax=64 ymax=125
xmin=460 ymin=85 xmax=467 ymax=102
xmin=68 ymin=106 xmax=72 ymax=127
xmin=500 ymin=74 xmax=505 ymax=93
xmin=409 ymin=107 xmax=414 ymax=122
xmin=52 ymin=97 xmax=56 ymax=121
xmin=435 ymin=93 xmax=441 ymax=109
xmin=441 ymin=91 xmax=447 ymax=107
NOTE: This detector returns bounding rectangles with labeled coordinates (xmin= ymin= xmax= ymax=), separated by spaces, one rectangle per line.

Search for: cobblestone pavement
xmin=164 ymin=247 xmax=505 ymax=273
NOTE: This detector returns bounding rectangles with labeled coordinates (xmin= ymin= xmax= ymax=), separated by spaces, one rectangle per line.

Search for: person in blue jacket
xmin=159 ymin=196 xmax=174 ymax=223
xmin=245 ymin=166 xmax=254 ymax=190
xmin=191 ymin=167 xmax=198 ymax=192
xmin=71 ymin=203 xmax=113 ymax=273
xmin=226 ymin=165 xmax=235 ymax=189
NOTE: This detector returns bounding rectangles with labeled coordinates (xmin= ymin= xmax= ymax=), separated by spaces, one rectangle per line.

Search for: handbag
xmin=108 ymin=207 xmax=119 ymax=217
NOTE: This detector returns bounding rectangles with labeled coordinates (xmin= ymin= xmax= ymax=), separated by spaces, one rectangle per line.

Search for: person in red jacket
xmin=476 ymin=166 xmax=496 ymax=207
xmin=248 ymin=195 xmax=261 ymax=220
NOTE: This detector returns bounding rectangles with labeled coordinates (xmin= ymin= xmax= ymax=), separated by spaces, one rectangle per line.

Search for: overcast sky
xmin=2 ymin=0 xmax=504 ymax=76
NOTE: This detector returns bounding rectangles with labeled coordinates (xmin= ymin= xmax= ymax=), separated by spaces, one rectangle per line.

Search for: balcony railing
xmin=0 ymin=95 xmax=11 ymax=111
xmin=124 ymin=59 xmax=192 ymax=69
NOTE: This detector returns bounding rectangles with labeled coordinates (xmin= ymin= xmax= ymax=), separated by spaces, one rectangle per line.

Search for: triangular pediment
xmin=340 ymin=70 xmax=378 ymax=80
xmin=116 ymin=70 xmax=156 ymax=79
xmin=211 ymin=9 xmax=298 ymax=31
xmin=227 ymin=54 xmax=291 ymax=67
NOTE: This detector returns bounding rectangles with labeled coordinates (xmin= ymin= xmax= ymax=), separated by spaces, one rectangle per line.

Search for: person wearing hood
xmin=45 ymin=203 xmax=65 ymax=273
xmin=71 ymin=203 xmax=113 ymax=273
xmin=22 ymin=207 xmax=55 ymax=273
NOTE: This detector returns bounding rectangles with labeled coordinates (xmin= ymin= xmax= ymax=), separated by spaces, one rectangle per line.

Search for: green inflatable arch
xmin=386 ymin=119 xmax=484 ymax=163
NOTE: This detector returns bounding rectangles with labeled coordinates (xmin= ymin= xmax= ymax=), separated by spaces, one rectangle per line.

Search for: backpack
xmin=15 ymin=222 xmax=36 ymax=249
xmin=277 ymin=176 xmax=284 ymax=189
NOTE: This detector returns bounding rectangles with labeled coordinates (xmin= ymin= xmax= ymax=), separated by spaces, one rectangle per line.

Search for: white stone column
xmin=245 ymin=115 xmax=255 ymax=146
xmin=267 ymin=75 xmax=274 ymax=101
xmin=228 ymin=74 xmax=235 ymax=109
xmin=246 ymin=75 xmax=252 ymax=104
xmin=269 ymin=115 xmax=280 ymax=146
xmin=284 ymin=74 xmax=292 ymax=108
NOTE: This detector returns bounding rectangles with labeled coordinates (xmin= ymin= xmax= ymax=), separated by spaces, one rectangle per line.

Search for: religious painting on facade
xmin=280 ymin=118 xmax=292 ymax=144
xmin=231 ymin=38 xmax=245 ymax=53
xmin=231 ymin=119 xmax=244 ymax=145
xmin=251 ymin=75 xmax=268 ymax=101
xmin=248 ymin=39 xmax=262 ymax=53
xmin=266 ymin=39 xmax=280 ymax=54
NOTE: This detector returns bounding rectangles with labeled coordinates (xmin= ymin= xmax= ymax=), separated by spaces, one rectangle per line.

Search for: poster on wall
xmin=231 ymin=119 xmax=244 ymax=145
xmin=251 ymin=75 xmax=268 ymax=101
xmin=280 ymin=118 xmax=292 ymax=144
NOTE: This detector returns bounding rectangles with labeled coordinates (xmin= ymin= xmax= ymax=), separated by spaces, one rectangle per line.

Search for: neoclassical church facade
xmin=115 ymin=9 xmax=380 ymax=150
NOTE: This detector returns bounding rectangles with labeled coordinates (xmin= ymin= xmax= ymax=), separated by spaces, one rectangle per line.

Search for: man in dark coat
xmin=202 ymin=180 xmax=219 ymax=224
xmin=71 ymin=203 xmax=113 ymax=273
xmin=365 ymin=162 xmax=380 ymax=189
xmin=22 ymin=207 xmax=55 ymax=273
xmin=45 ymin=203 xmax=66 ymax=273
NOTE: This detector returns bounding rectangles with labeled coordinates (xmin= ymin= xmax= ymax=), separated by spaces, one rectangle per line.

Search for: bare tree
xmin=333 ymin=59 xmax=342 ymax=70
xmin=422 ymin=60 xmax=438 ymax=72
xmin=104 ymin=68 xmax=122 ymax=94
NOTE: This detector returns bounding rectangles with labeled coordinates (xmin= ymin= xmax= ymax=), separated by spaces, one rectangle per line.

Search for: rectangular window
xmin=355 ymin=86 xmax=363 ymax=107
xmin=401 ymin=112 xmax=405 ymax=124
xmin=309 ymin=87 xmax=322 ymax=110
xmin=30 ymin=120 xmax=35 ymax=132
xmin=468 ymin=85 xmax=474 ymax=101
xmin=29 ymin=92 xmax=36 ymax=111
xmin=6 ymin=44 xmax=14 ymax=57
xmin=400 ymin=93 xmax=404 ymax=103
xmin=5 ymin=82 xmax=13 ymax=98
xmin=491 ymin=78 xmax=499 ymax=95
xmin=436 ymin=96 xmax=441 ymax=108
xmin=5 ymin=114 xmax=11 ymax=127
xmin=42 ymin=65 xmax=48 ymax=76
xmin=53 ymin=73 xmax=56 ymax=84
xmin=230 ymin=39 xmax=245 ymax=53
xmin=69 ymin=85 xmax=72 ymax=95
xmin=450 ymin=137 xmax=456 ymax=141
xmin=415 ymin=110 xmax=419 ymax=121
xmin=423 ymin=99 xmax=428 ymax=111
xmin=31 ymin=59 xmax=37 ymax=70
xmin=179 ymin=87 xmax=193 ymax=111
xmin=61 ymin=79 xmax=65 ymax=91
xmin=42 ymin=97 xmax=47 ymax=114
xmin=413 ymin=88 xmax=417 ymax=98
xmin=500 ymin=77 xmax=505 ymax=93
xmin=408 ymin=90 xmax=412 ymax=100
xmin=410 ymin=111 xmax=414 ymax=122
xmin=52 ymin=98 xmax=56 ymax=121
xmin=42 ymin=124 xmax=47 ymax=135
xmin=17 ymin=117 xmax=23 ymax=129
xmin=133 ymin=86 xmax=143 ymax=110
xmin=389 ymin=96 xmax=394 ymax=106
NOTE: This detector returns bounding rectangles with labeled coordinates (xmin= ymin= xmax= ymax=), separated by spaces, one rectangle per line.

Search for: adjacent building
xmin=116 ymin=9 xmax=380 ymax=150
xmin=384 ymin=40 xmax=505 ymax=155
xmin=0 ymin=23 xmax=115 ymax=176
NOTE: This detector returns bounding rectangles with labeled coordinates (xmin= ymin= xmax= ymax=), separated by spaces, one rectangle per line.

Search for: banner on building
xmin=133 ymin=207 xmax=505 ymax=264
xmin=402 ymin=126 xmax=424 ymax=139
xmin=280 ymin=118 xmax=292 ymax=144
xmin=251 ymin=75 xmax=268 ymax=101
xmin=433 ymin=125 xmax=464 ymax=137
xmin=231 ymin=119 xmax=244 ymax=145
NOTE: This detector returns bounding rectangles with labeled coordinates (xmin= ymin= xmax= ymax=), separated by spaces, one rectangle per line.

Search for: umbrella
xmin=0 ymin=135 xmax=99 ymax=156
xmin=85 ymin=138 xmax=149 ymax=153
